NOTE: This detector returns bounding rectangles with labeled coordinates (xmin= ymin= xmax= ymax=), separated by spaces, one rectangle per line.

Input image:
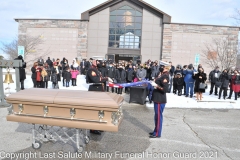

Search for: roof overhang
xmin=81 ymin=0 xmax=171 ymax=23
xmin=14 ymin=18 xmax=87 ymax=22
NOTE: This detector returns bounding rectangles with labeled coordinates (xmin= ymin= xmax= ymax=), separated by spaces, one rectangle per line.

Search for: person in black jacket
xmin=14 ymin=55 xmax=26 ymax=90
xmin=149 ymin=65 xmax=170 ymax=138
xmin=107 ymin=62 xmax=116 ymax=93
xmin=125 ymin=65 xmax=134 ymax=93
xmin=61 ymin=59 xmax=69 ymax=86
xmin=86 ymin=60 xmax=112 ymax=135
xmin=168 ymin=62 xmax=175 ymax=93
xmin=98 ymin=62 xmax=108 ymax=91
xmin=31 ymin=62 xmax=38 ymax=88
xmin=80 ymin=59 xmax=87 ymax=75
xmin=218 ymin=69 xmax=230 ymax=100
xmin=46 ymin=57 xmax=53 ymax=69
xmin=51 ymin=62 xmax=60 ymax=89
xmin=175 ymin=73 xmax=184 ymax=96
xmin=115 ymin=64 xmax=126 ymax=94
xmin=192 ymin=67 xmax=207 ymax=100
xmin=64 ymin=68 xmax=71 ymax=87
xmin=209 ymin=66 xmax=221 ymax=95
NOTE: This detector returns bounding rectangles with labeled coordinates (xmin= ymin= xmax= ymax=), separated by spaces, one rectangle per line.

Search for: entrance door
xmin=115 ymin=54 xmax=133 ymax=63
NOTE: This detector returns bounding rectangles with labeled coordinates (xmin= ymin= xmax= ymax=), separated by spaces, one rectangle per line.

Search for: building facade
xmin=15 ymin=0 xmax=239 ymax=72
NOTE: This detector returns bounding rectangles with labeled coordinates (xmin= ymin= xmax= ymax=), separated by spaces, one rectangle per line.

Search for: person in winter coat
xmin=14 ymin=55 xmax=26 ymax=90
xmin=151 ymin=62 xmax=159 ymax=79
xmin=125 ymin=65 xmax=134 ymax=93
xmin=71 ymin=68 xmax=79 ymax=86
xmin=137 ymin=64 xmax=146 ymax=81
xmin=31 ymin=62 xmax=38 ymax=88
xmin=107 ymin=62 xmax=116 ymax=93
xmin=36 ymin=65 xmax=42 ymax=88
xmin=145 ymin=64 xmax=152 ymax=80
xmin=192 ymin=67 xmax=207 ymax=100
xmin=64 ymin=68 xmax=72 ymax=87
xmin=115 ymin=65 xmax=126 ymax=94
xmin=168 ymin=61 xmax=175 ymax=93
xmin=209 ymin=66 xmax=221 ymax=95
xmin=46 ymin=57 xmax=53 ymax=69
xmin=183 ymin=64 xmax=196 ymax=98
xmin=61 ymin=58 xmax=69 ymax=86
xmin=44 ymin=62 xmax=51 ymax=78
xmin=41 ymin=67 xmax=48 ymax=88
xmin=52 ymin=62 xmax=60 ymax=89
xmin=176 ymin=73 xmax=184 ymax=96
xmin=182 ymin=65 xmax=187 ymax=95
xmin=174 ymin=64 xmax=182 ymax=75
xmin=173 ymin=72 xmax=184 ymax=96
xmin=218 ymin=69 xmax=230 ymax=100
xmin=71 ymin=59 xmax=79 ymax=70
xmin=227 ymin=69 xmax=240 ymax=100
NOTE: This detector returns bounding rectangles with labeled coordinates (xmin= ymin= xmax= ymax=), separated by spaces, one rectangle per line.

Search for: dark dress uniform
xmin=86 ymin=66 xmax=108 ymax=135
xmin=86 ymin=66 xmax=108 ymax=91
xmin=150 ymin=71 xmax=169 ymax=138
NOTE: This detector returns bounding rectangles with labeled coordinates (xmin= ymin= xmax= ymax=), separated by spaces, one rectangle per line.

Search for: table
xmin=129 ymin=86 xmax=148 ymax=105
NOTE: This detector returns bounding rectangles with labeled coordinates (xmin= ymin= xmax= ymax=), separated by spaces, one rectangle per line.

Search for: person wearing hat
xmin=149 ymin=63 xmax=170 ymax=138
xmin=86 ymin=59 xmax=113 ymax=135
xmin=14 ymin=55 xmax=26 ymax=90
xmin=209 ymin=66 xmax=221 ymax=95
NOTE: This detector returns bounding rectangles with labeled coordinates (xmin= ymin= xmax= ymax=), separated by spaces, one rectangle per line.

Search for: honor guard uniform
xmin=86 ymin=61 xmax=108 ymax=92
xmin=86 ymin=60 xmax=111 ymax=135
xmin=149 ymin=63 xmax=170 ymax=138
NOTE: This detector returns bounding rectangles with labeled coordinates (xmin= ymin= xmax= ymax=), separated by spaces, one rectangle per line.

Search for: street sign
xmin=194 ymin=54 xmax=200 ymax=66
xmin=18 ymin=46 xmax=25 ymax=59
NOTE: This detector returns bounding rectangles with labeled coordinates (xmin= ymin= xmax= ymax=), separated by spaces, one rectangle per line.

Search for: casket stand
xmin=6 ymin=88 xmax=124 ymax=152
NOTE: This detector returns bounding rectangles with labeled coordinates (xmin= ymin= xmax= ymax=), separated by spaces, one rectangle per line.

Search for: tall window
xmin=109 ymin=5 xmax=142 ymax=49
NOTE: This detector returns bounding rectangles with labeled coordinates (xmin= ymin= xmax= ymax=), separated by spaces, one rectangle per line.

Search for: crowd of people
xmin=13 ymin=55 xmax=240 ymax=138
xmin=28 ymin=56 xmax=240 ymax=101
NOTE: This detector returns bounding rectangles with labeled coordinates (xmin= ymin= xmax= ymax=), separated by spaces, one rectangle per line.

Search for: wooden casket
xmin=6 ymin=88 xmax=124 ymax=132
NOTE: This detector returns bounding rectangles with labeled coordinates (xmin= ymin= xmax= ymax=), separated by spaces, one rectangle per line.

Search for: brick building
xmin=15 ymin=0 xmax=239 ymax=73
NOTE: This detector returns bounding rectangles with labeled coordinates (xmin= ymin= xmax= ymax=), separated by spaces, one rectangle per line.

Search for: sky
xmin=0 ymin=0 xmax=240 ymax=58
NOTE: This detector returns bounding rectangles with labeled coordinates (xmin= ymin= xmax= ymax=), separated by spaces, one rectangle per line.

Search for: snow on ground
xmin=2 ymin=72 xmax=240 ymax=109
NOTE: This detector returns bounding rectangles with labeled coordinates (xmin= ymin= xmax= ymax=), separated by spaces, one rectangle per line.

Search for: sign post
xmin=18 ymin=46 xmax=25 ymax=59
xmin=194 ymin=54 xmax=200 ymax=68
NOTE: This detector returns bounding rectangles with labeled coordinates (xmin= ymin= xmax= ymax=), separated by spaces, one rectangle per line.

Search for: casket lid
xmin=6 ymin=88 xmax=124 ymax=109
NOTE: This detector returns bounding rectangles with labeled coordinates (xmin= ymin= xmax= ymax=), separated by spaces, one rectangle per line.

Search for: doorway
xmin=115 ymin=54 xmax=133 ymax=63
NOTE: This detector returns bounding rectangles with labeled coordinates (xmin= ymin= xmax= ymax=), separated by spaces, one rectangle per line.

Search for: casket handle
xmin=98 ymin=110 xmax=104 ymax=122
xmin=43 ymin=106 xmax=48 ymax=117
xmin=18 ymin=104 xmax=24 ymax=114
xmin=70 ymin=108 xmax=76 ymax=120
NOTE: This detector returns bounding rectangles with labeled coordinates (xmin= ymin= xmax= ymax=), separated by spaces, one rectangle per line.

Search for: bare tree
xmin=202 ymin=36 xmax=238 ymax=71
xmin=1 ymin=39 xmax=18 ymax=60
xmin=230 ymin=8 xmax=240 ymax=26
xmin=0 ymin=55 xmax=4 ymax=60
xmin=1 ymin=35 xmax=50 ymax=64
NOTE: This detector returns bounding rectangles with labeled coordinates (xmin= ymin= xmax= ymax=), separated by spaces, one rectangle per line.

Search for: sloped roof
xmin=81 ymin=0 xmax=171 ymax=23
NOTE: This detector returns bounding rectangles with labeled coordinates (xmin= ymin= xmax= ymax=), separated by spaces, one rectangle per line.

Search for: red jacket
xmin=230 ymin=75 xmax=240 ymax=92
xmin=36 ymin=68 xmax=42 ymax=82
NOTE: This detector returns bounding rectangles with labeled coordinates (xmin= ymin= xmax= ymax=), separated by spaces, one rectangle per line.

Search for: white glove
xmin=108 ymin=77 xmax=113 ymax=83
xmin=151 ymin=81 xmax=158 ymax=87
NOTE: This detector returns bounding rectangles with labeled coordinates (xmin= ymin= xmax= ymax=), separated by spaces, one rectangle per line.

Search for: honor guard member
xmin=86 ymin=59 xmax=113 ymax=134
xmin=149 ymin=62 xmax=170 ymax=138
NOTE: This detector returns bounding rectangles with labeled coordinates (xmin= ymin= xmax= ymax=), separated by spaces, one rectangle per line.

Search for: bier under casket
xmin=6 ymin=88 xmax=124 ymax=131
xmin=6 ymin=88 xmax=124 ymax=152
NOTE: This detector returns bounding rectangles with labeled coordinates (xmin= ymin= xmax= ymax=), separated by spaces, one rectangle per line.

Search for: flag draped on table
xmin=108 ymin=80 xmax=150 ymax=88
